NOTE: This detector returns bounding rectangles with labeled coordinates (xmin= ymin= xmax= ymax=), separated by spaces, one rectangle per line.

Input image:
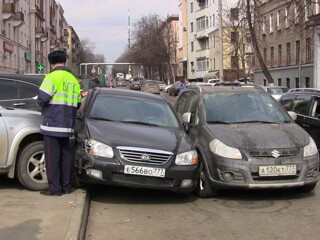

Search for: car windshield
xmin=204 ymin=92 xmax=292 ymax=124
xmin=89 ymin=94 xmax=179 ymax=128
xmin=266 ymin=87 xmax=288 ymax=94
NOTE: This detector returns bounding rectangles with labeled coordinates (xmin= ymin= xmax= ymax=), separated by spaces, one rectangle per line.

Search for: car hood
xmin=205 ymin=123 xmax=310 ymax=149
xmin=86 ymin=120 xmax=190 ymax=153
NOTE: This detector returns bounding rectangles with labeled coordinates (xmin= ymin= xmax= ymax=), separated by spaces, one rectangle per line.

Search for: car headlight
xmin=85 ymin=139 xmax=114 ymax=158
xmin=303 ymin=137 xmax=318 ymax=157
xmin=209 ymin=139 xmax=242 ymax=159
xmin=175 ymin=150 xmax=198 ymax=165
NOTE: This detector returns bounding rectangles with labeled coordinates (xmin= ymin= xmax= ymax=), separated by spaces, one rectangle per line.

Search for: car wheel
xmin=194 ymin=160 xmax=217 ymax=198
xmin=298 ymin=183 xmax=317 ymax=193
xmin=16 ymin=141 xmax=48 ymax=191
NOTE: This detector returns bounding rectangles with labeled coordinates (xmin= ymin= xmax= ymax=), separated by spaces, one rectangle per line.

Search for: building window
xmin=191 ymin=42 xmax=194 ymax=52
xmin=196 ymin=16 xmax=206 ymax=31
xmin=269 ymin=13 xmax=274 ymax=33
xmin=212 ymin=14 xmax=215 ymax=26
xmin=278 ymin=44 xmax=282 ymax=66
xmin=285 ymin=6 xmax=289 ymax=28
xmin=190 ymin=2 xmax=193 ymax=13
xmin=263 ymin=79 xmax=267 ymax=86
xmin=287 ymin=42 xmax=291 ymax=65
xmin=231 ymin=31 xmax=238 ymax=43
xmin=306 ymin=38 xmax=311 ymax=63
xmin=270 ymin=47 xmax=274 ymax=67
xmin=278 ymin=78 xmax=282 ymax=86
xmin=296 ymin=40 xmax=300 ymax=65
xmin=231 ymin=56 xmax=238 ymax=69
xmin=197 ymin=58 xmax=208 ymax=71
xmin=277 ymin=10 xmax=281 ymax=30
xmin=262 ymin=16 xmax=267 ymax=33
xmin=263 ymin=48 xmax=267 ymax=64
xmin=191 ymin=22 xmax=194 ymax=33
xmin=191 ymin=62 xmax=195 ymax=72
xmin=286 ymin=78 xmax=290 ymax=88
xmin=295 ymin=78 xmax=300 ymax=88
xmin=306 ymin=77 xmax=310 ymax=88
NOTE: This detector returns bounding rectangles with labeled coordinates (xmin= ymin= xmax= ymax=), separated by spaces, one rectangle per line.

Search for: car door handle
xmin=13 ymin=103 xmax=26 ymax=106
xmin=302 ymin=124 xmax=310 ymax=127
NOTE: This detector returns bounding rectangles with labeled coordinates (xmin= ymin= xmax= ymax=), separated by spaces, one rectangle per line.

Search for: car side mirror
xmin=288 ymin=111 xmax=297 ymax=121
xmin=182 ymin=112 xmax=192 ymax=132
xmin=76 ymin=111 xmax=83 ymax=120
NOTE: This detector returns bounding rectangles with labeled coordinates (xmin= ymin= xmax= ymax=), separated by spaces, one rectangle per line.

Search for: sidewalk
xmin=0 ymin=184 xmax=88 ymax=240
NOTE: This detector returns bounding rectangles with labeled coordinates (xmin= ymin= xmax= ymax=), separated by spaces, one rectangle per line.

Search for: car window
xmin=279 ymin=94 xmax=295 ymax=110
xmin=18 ymin=82 xmax=39 ymax=98
xmin=0 ymin=80 xmax=18 ymax=100
xmin=89 ymin=95 xmax=179 ymax=128
xmin=310 ymin=97 xmax=320 ymax=118
xmin=187 ymin=93 xmax=200 ymax=125
xmin=292 ymin=95 xmax=312 ymax=115
xmin=204 ymin=92 xmax=291 ymax=123
xmin=175 ymin=91 xmax=192 ymax=119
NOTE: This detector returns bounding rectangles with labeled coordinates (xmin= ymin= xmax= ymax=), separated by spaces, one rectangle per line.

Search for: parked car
xmin=0 ymin=74 xmax=44 ymax=111
xmin=174 ymin=84 xmax=319 ymax=197
xmin=0 ymin=106 xmax=46 ymax=190
xmin=72 ymin=88 xmax=199 ymax=192
xmin=141 ymin=80 xmax=161 ymax=94
xmin=207 ymin=79 xmax=220 ymax=86
xmin=129 ymin=79 xmax=142 ymax=90
xmin=156 ymin=80 xmax=167 ymax=91
xmin=116 ymin=78 xmax=126 ymax=87
xmin=167 ymin=81 xmax=182 ymax=96
xmin=279 ymin=88 xmax=320 ymax=153
xmin=262 ymin=86 xmax=289 ymax=100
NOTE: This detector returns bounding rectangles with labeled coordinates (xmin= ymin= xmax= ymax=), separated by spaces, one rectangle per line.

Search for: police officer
xmin=37 ymin=50 xmax=81 ymax=196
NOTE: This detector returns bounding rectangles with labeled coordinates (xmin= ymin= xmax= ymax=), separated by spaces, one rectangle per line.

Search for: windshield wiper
xmin=233 ymin=120 xmax=282 ymax=124
xmin=206 ymin=120 xmax=229 ymax=124
xmin=90 ymin=117 xmax=112 ymax=122
xmin=121 ymin=120 xmax=159 ymax=127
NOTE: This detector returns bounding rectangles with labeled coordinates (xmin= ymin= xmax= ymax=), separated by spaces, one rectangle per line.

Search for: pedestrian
xmin=89 ymin=73 xmax=100 ymax=89
xmin=179 ymin=78 xmax=187 ymax=94
xmin=37 ymin=50 xmax=81 ymax=196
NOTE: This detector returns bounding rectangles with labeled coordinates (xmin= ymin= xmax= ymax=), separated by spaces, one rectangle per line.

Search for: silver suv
xmin=0 ymin=106 xmax=47 ymax=190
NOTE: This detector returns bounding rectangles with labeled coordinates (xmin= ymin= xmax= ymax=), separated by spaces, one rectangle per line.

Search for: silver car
xmin=0 ymin=106 xmax=47 ymax=190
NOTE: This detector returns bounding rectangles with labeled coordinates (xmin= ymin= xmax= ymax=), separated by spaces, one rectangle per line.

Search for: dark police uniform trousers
xmin=43 ymin=135 xmax=72 ymax=194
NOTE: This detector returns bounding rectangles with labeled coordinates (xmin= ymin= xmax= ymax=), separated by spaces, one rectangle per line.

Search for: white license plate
xmin=124 ymin=165 xmax=165 ymax=178
xmin=259 ymin=165 xmax=297 ymax=176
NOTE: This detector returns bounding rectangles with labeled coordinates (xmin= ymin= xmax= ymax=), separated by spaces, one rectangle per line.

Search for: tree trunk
xmin=245 ymin=0 xmax=274 ymax=84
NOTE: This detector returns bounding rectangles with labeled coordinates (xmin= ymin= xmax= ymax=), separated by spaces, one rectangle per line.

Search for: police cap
xmin=48 ymin=50 xmax=67 ymax=64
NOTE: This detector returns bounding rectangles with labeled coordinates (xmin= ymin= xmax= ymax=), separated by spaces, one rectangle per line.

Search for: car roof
xmin=0 ymin=74 xmax=44 ymax=86
xmin=93 ymin=87 xmax=165 ymax=100
xmin=186 ymin=84 xmax=266 ymax=95
xmin=288 ymin=88 xmax=320 ymax=93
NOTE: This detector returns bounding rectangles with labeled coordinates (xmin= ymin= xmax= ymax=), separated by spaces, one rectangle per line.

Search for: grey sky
xmin=58 ymin=0 xmax=179 ymax=62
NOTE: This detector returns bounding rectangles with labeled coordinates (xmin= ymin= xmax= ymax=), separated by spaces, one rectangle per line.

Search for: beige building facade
xmin=253 ymin=0 xmax=317 ymax=88
xmin=0 ymin=0 xmax=80 ymax=74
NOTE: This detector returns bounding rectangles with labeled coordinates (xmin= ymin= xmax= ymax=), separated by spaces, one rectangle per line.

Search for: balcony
xmin=35 ymin=26 xmax=44 ymax=38
xmin=2 ymin=3 xmax=15 ymax=20
xmin=41 ymin=31 xmax=48 ymax=42
xmin=11 ymin=12 xmax=24 ymax=27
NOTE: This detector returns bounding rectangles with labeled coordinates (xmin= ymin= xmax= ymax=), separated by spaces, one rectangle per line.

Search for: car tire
xmin=16 ymin=141 xmax=48 ymax=191
xmin=194 ymin=160 xmax=217 ymax=198
xmin=71 ymin=146 xmax=84 ymax=188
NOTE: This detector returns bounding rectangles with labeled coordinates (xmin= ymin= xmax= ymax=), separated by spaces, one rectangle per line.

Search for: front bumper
xmin=76 ymin=150 xmax=198 ymax=192
xmin=205 ymin=151 xmax=319 ymax=190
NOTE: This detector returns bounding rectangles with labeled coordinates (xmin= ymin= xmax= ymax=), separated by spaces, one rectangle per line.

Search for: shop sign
xmin=3 ymin=41 xmax=14 ymax=53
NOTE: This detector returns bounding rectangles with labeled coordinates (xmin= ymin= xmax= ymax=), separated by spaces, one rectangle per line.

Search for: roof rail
xmin=288 ymin=88 xmax=320 ymax=93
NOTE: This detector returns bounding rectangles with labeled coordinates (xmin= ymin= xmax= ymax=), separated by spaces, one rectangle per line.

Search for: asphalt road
xmin=85 ymin=183 xmax=320 ymax=240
